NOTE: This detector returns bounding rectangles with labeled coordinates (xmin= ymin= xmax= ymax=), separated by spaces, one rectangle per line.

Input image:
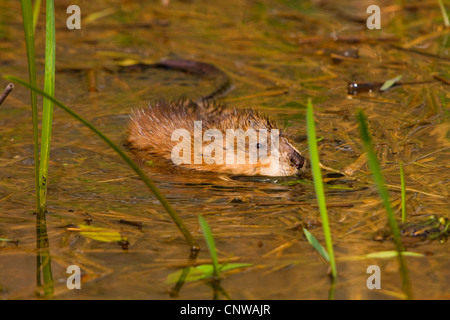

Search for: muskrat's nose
xmin=289 ymin=151 xmax=305 ymax=169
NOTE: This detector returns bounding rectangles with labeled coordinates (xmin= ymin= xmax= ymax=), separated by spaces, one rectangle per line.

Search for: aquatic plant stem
xmin=358 ymin=111 xmax=412 ymax=299
xmin=0 ymin=83 xmax=14 ymax=106
xmin=36 ymin=212 xmax=54 ymax=296
xmin=198 ymin=215 xmax=220 ymax=279
xmin=5 ymin=75 xmax=199 ymax=251
xmin=306 ymin=98 xmax=337 ymax=279
xmin=38 ymin=0 xmax=55 ymax=214
xmin=20 ymin=0 xmax=41 ymax=215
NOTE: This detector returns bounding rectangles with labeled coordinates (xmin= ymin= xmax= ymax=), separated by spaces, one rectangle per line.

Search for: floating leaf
xmin=339 ymin=251 xmax=424 ymax=261
xmin=166 ymin=263 xmax=252 ymax=284
xmin=75 ymin=224 xmax=123 ymax=242
xmin=365 ymin=251 xmax=423 ymax=259
xmin=303 ymin=228 xmax=330 ymax=262
xmin=84 ymin=8 xmax=116 ymax=25
xmin=380 ymin=75 xmax=402 ymax=91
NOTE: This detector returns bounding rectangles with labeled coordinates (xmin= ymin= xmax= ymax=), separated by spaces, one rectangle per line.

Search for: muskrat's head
xmin=201 ymin=109 xmax=307 ymax=176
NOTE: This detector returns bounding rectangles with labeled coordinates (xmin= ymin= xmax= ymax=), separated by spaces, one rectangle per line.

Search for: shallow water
xmin=0 ymin=0 xmax=449 ymax=299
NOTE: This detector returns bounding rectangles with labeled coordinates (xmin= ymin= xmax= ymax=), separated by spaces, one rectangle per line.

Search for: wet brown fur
xmin=127 ymin=99 xmax=306 ymax=176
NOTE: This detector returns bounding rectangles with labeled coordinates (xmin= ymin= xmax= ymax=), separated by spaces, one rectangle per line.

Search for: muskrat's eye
xmin=256 ymin=143 xmax=263 ymax=149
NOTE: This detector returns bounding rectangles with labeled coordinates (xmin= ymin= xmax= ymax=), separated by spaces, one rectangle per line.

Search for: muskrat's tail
xmin=119 ymin=59 xmax=233 ymax=102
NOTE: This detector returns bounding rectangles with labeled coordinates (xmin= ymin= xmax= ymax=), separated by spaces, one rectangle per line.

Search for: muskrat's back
xmin=127 ymin=100 xmax=306 ymax=176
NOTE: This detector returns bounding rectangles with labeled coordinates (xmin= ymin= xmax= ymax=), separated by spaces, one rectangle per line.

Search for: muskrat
xmin=125 ymin=60 xmax=307 ymax=176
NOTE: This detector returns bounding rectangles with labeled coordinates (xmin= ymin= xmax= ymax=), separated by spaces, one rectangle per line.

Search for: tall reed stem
xmin=20 ymin=0 xmax=41 ymax=215
xmin=38 ymin=0 xmax=55 ymax=214
xmin=358 ymin=111 xmax=412 ymax=299
xmin=306 ymin=98 xmax=337 ymax=279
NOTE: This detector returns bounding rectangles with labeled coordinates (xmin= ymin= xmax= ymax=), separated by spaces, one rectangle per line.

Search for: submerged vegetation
xmin=0 ymin=0 xmax=448 ymax=300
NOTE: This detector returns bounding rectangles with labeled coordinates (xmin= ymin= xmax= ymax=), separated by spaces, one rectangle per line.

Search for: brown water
xmin=0 ymin=0 xmax=449 ymax=299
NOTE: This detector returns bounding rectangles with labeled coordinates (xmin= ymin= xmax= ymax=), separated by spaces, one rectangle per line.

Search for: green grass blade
xmin=4 ymin=75 xmax=199 ymax=250
xmin=38 ymin=0 xmax=55 ymax=213
xmin=380 ymin=75 xmax=402 ymax=91
xmin=399 ymin=161 xmax=406 ymax=223
xmin=357 ymin=111 xmax=412 ymax=299
xmin=306 ymin=98 xmax=337 ymax=279
xmin=437 ymin=0 xmax=450 ymax=27
xmin=303 ymin=228 xmax=330 ymax=262
xmin=32 ymin=0 xmax=42 ymax=31
xmin=20 ymin=0 xmax=41 ymax=215
xmin=198 ymin=215 xmax=219 ymax=279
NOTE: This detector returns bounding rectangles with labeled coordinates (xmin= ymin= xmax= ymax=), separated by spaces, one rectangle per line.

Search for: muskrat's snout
xmin=289 ymin=151 xmax=305 ymax=170
xmin=276 ymin=137 xmax=308 ymax=176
